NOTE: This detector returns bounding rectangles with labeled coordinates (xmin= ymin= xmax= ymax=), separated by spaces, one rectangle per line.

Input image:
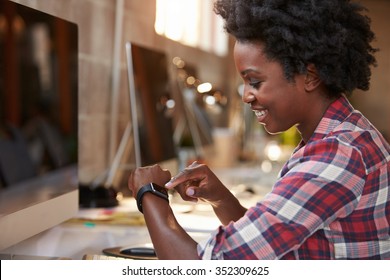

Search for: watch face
xmin=137 ymin=183 xmax=169 ymax=213
xmin=151 ymin=183 xmax=168 ymax=195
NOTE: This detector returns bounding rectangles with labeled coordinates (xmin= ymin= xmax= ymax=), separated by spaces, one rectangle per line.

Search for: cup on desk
xmin=208 ymin=128 xmax=238 ymax=168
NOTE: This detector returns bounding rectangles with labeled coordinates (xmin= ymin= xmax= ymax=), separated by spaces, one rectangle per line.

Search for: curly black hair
xmin=214 ymin=0 xmax=378 ymax=97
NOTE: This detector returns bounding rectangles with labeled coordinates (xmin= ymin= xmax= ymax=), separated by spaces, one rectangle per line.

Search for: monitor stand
xmin=79 ymin=184 xmax=119 ymax=208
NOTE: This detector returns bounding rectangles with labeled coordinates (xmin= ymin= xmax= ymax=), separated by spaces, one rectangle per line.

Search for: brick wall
xmin=11 ymin=0 xmax=390 ymax=189
xmin=12 ymin=0 xmax=232 ymax=188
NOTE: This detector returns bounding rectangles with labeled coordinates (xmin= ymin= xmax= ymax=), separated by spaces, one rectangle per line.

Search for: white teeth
xmin=254 ymin=110 xmax=266 ymax=118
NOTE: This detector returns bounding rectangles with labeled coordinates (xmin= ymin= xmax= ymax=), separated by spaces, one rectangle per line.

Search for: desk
xmin=0 ymin=198 xmax=219 ymax=260
xmin=0 ymin=165 xmax=276 ymax=260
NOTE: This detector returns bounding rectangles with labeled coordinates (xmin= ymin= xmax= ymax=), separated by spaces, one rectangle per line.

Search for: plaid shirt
xmin=198 ymin=96 xmax=390 ymax=259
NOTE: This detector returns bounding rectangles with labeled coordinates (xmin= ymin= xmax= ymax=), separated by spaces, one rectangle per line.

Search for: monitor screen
xmin=126 ymin=42 xmax=177 ymax=168
xmin=0 ymin=0 xmax=78 ymax=251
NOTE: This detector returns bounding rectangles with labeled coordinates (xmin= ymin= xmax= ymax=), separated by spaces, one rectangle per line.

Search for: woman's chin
xmin=263 ymin=125 xmax=294 ymax=136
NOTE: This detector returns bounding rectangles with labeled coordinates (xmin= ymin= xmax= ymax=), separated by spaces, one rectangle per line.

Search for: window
xmin=155 ymin=0 xmax=228 ymax=56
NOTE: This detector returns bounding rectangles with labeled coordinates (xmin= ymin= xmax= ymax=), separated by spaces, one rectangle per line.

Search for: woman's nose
xmin=242 ymin=88 xmax=256 ymax=104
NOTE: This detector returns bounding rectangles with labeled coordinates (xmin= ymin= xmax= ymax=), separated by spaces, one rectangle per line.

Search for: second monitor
xmin=126 ymin=42 xmax=178 ymax=169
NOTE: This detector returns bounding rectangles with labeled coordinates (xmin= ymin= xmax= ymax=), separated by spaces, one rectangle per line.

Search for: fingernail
xmin=186 ymin=188 xmax=195 ymax=196
xmin=165 ymin=181 xmax=172 ymax=188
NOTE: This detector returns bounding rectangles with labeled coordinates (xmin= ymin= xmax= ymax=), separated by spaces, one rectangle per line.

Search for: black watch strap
xmin=136 ymin=183 xmax=169 ymax=213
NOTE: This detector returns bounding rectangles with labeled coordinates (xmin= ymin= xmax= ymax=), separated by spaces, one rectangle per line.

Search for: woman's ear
xmin=304 ymin=64 xmax=322 ymax=92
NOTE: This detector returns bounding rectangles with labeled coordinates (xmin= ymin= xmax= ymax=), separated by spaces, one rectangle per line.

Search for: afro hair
xmin=214 ymin=0 xmax=378 ymax=97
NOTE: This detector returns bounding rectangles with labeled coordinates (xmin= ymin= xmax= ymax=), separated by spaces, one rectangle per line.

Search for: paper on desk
xmin=67 ymin=208 xmax=145 ymax=226
xmin=175 ymin=213 xmax=221 ymax=233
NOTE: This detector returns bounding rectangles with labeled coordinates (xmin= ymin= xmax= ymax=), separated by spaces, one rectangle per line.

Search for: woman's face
xmin=234 ymin=41 xmax=312 ymax=136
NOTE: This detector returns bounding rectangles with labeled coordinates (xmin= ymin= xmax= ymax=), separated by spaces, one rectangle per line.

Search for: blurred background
xmin=6 ymin=0 xmax=390 ymax=192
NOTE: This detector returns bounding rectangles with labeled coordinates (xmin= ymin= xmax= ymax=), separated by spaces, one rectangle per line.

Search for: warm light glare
xmin=237 ymin=84 xmax=244 ymax=97
xmin=155 ymin=0 xmax=228 ymax=56
xmin=205 ymin=95 xmax=216 ymax=105
xmin=155 ymin=0 xmax=198 ymax=43
xmin=261 ymin=160 xmax=273 ymax=173
xmin=197 ymin=82 xmax=212 ymax=93
xmin=172 ymin=56 xmax=186 ymax=68
xmin=265 ymin=142 xmax=282 ymax=161
xmin=166 ymin=99 xmax=176 ymax=109
xmin=186 ymin=76 xmax=196 ymax=85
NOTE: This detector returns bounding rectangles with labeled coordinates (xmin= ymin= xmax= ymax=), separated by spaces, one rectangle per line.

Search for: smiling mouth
xmin=253 ymin=109 xmax=268 ymax=122
xmin=254 ymin=110 xmax=265 ymax=117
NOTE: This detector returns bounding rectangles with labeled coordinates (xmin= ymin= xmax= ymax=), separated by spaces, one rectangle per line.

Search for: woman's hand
xmin=164 ymin=162 xmax=227 ymax=205
xmin=165 ymin=162 xmax=247 ymax=225
xmin=128 ymin=164 xmax=199 ymax=260
xmin=128 ymin=164 xmax=171 ymax=197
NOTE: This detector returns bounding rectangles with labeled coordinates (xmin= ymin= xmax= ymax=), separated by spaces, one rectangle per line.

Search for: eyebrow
xmin=240 ymin=68 xmax=261 ymax=76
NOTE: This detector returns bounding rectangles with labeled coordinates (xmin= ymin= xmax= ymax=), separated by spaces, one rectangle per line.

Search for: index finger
xmin=165 ymin=161 xmax=202 ymax=189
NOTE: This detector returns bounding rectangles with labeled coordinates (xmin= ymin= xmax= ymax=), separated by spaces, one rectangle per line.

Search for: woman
xmin=128 ymin=0 xmax=390 ymax=259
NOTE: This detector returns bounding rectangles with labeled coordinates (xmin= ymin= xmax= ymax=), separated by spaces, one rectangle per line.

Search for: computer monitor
xmin=0 ymin=0 xmax=78 ymax=251
xmin=125 ymin=42 xmax=178 ymax=170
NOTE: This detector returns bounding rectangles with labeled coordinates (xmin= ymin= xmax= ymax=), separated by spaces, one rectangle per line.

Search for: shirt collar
xmin=297 ymin=95 xmax=354 ymax=148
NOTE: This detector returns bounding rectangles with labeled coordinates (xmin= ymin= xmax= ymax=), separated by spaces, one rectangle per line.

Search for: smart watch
xmin=136 ymin=183 xmax=169 ymax=213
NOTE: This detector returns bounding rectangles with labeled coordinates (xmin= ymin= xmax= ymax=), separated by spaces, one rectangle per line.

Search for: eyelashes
xmin=249 ymin=81 xmax=262 ymax=89
xmin=242 ymin=73 xmax=263 ymax=90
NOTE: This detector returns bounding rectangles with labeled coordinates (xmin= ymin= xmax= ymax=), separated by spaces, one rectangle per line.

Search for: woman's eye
xmin=249 ymin=80 xmax=261 ymax=89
